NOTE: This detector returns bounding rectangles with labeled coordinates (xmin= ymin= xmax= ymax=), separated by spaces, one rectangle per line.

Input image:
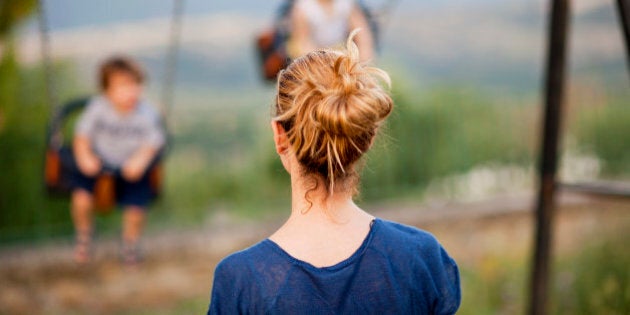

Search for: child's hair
xmin=99 ymin=55 xmax=145 ymax=91
xmin=273 ymin=29 xmax=393 ymax=196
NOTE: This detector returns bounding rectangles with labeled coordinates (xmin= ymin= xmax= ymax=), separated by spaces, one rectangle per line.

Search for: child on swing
xmin=289 ymin=0 xmax=375 ymax=61
xmin=71 ymin=56 xmax=165 ymax=265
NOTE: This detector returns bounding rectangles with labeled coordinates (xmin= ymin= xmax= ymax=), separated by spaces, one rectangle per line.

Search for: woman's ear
xmin=271 ymin=120 xmax=289 ymax=155
xmin=271 ymin=120 xmax=294 ymax=174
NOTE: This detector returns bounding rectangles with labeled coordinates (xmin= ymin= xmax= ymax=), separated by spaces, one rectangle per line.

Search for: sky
xmin=38 ymin=0 xmax=511 ymax=31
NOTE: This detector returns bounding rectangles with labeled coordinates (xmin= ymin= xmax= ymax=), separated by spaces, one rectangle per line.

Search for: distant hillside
xmin=14 ymin=0 xmax=628 ymax=106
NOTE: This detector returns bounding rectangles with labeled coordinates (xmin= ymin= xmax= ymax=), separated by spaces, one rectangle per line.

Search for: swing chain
xmin=161 ymin=0 xmax=185 ymax=120
xmin=37 ymin=0 xmax=63 ymax=148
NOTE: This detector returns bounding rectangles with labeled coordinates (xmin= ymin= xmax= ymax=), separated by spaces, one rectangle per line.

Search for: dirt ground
xmin=0 ymin=192 xmax=628 ymax=315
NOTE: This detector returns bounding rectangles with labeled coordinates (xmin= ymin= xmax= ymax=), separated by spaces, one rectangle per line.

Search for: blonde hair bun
xmin=274 ymin=29 xmax=393 ymax=194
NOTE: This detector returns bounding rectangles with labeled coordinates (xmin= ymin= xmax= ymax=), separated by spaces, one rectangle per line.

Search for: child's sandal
xmin=74 ymin=233 xmax=92 ymax=264
xmin=120 ymin=241 xmax=142 ymax=266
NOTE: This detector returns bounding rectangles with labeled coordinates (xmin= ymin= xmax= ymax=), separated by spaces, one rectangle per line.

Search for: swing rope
xmin=36 ymin=0 xmax=61 ymax=148
xmin=161 ymin=0 xmax=185 ymax=120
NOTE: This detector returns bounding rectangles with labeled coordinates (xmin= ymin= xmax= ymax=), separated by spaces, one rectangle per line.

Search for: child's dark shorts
xmin=71 ymin=169 xmax=154 ymax=208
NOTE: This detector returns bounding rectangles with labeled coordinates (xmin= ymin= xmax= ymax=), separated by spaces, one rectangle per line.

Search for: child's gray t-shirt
xmin=75 ymin=95 xmax=165 ymax=167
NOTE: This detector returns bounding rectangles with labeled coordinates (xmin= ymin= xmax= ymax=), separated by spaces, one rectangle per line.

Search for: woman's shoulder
xmin=372 ymin=218 xmax=456 ymax=267
xmin=214 ymin=240 xmax=276 ymax=277
xmin=372 ymin=219 xmax=459 ymax=296
xmin=374 ymin=219 xmax=441 ymax=249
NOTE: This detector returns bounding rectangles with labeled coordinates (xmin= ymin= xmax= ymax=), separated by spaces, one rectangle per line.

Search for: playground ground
xmin=0 ymin=192 xmax=628 ymax=315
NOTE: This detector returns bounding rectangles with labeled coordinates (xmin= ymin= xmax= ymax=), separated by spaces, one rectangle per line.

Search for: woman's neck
xmin=268 ymin=173 xmax=375 ymax=267
xmin=288 ymin=175 xmax=360 ymax=223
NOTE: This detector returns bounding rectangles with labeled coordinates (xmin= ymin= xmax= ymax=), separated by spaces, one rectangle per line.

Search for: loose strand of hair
xmin=330 ymin=135 xmax=345 ymax=174
xmin=326 ymin=141 xmax=335 ymax=196
xmin=301 ymin=175 xmax=319 ymax=214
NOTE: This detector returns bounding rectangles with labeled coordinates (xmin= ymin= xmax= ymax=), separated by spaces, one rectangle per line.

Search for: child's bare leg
xmin=121 ymin=206 xmax=146 ymax=264
xmin=71 ymin=189 xmax=93 ymax=263
xmin=122 ymin=206 xmax=145 ymax=244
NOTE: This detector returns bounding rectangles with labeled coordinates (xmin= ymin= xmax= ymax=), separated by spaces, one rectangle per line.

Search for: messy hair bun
xmin=274 ymin=29 xmax=393 ymax=195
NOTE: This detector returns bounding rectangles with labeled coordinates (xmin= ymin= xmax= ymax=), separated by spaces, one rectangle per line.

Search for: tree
xmin=0 ymin=0 xmax=37 ymax=41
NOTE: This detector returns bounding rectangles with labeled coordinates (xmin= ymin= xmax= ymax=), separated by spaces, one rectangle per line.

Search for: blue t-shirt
xmin=208 ymin=218 xmax=461 ymax=314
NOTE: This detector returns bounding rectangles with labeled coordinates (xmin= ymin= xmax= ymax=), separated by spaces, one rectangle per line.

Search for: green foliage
xmin=0 ymin=45 xmax=83 ymax=242
xmin=152 ymin=109 xmax=292 ymax=225
xmin=458 ymin=258 xmax=526 ymax=315
xmin=552 ymin=232 xmax=630 ymax=315
xmin=0 ymin=55 xmax=627 ymax=242
xmin=170 ymin=84 xmax=541 ymax=215
xmin=360 ymin=86 xmax=535 ymax=200
xmin=456 ymin=229 xmax=629 ymax=315
xmin=573 ymin=99 xmax=630 ymax=176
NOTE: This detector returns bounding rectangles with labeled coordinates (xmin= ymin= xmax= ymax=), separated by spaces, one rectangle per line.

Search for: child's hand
xmin=122 ymin=146 xmax=158 ymax=182
xmin=78 ymin=154 xmax=101 ymax=177
xmin=122 ymin=157 xmax=146 ymax=182
xmin=74 ymin=136 xmax=101 ymax=177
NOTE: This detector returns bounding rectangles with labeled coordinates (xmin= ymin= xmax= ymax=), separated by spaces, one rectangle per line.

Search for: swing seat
xmin=45 ymin=96 xmax=90 ymax=196
xmin=45 ymin=146 xmax=77 ymax=195
xmin=256 ymin=28 xmax=291 ymax=81
xmin=44 ymin=97 xmax=165 ymax=213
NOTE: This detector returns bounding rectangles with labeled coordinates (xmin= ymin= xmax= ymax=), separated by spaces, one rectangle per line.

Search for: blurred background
xmin=0 ymin=0 xmax=628 ymax=314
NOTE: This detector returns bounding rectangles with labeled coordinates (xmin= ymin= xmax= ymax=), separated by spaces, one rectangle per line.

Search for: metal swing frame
xmin=529 ymin=0 xmax=630 ymax=314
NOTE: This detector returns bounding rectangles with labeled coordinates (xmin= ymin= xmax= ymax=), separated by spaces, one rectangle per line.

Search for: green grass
xmin=551 ymin=231 xmax=630 ymax=315
xmin=98 ymin=298 xmax=209 ymax=315
xmin=457 ymin=228 xmax=629 ymax=315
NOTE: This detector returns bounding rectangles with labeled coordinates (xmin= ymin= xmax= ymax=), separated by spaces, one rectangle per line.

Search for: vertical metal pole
xmin=616 ymin=0 xmax=630 ymax=74
xmin=529 ymin=0 xmax=570 ymax=314
xmin=162 ymin=0 xmax=185 ymax=117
